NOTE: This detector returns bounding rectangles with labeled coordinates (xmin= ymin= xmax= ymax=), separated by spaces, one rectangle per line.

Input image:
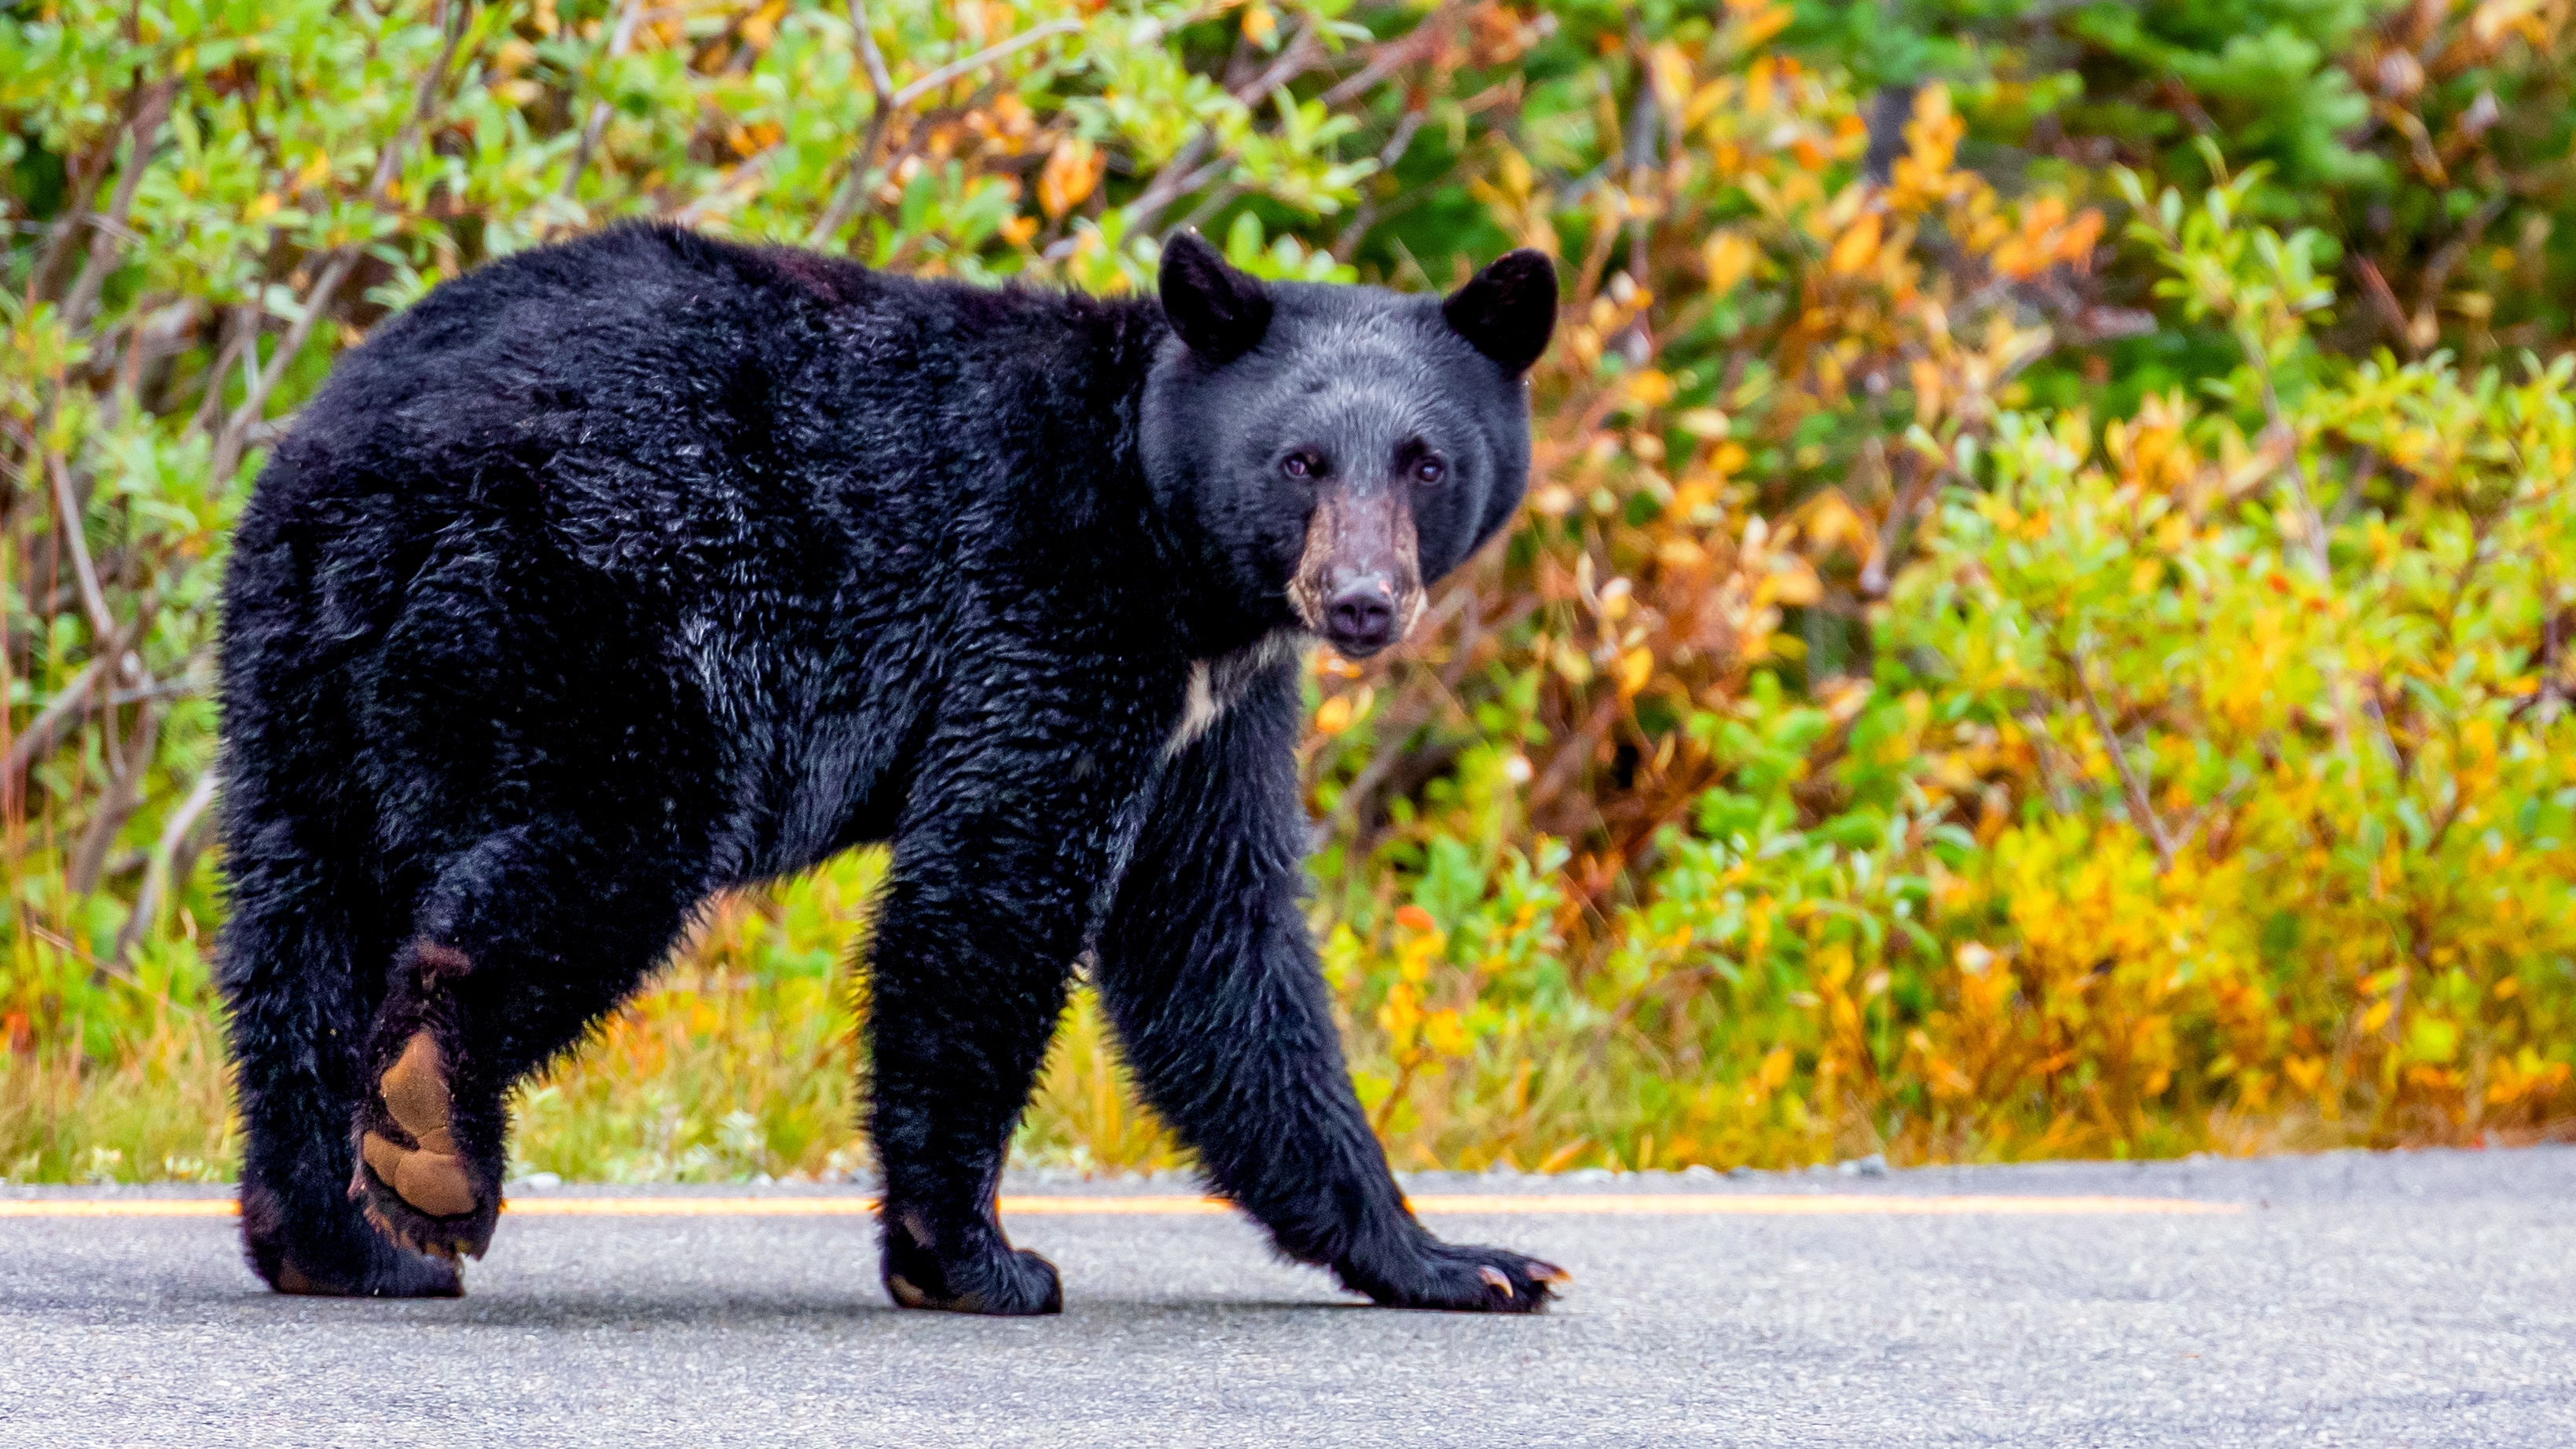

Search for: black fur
xmin=215 ymin=223 xmax=1561 ymax=1313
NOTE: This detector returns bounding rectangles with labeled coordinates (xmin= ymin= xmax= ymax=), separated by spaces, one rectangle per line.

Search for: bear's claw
xmin=1340 ymin=1237 xmax=1565 ymax=1314
xmin=881 ymin=1214 xmax=1064 ymax=1316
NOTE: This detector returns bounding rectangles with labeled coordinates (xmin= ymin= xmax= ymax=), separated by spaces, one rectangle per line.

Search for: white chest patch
xmin=1163 ymin=630 xmax=1306 ymax=758
xmin=1166 ymin=662 xmax=1222 ymax=758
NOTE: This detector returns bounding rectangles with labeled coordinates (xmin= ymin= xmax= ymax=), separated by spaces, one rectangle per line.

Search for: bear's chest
xmin=1164 ymin=630 xmax=1304 ymax=757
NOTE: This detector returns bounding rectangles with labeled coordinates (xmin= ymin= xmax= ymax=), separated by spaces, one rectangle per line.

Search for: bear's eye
xmin=1413 ymin=457 xmax=1447 ymax=485
xmin=1282 ymin=453 xmax=1316 ymax=479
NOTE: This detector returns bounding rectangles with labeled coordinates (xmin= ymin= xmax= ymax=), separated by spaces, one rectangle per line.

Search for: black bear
xmin=215 ymin=225 xmax=1561 ymax=1314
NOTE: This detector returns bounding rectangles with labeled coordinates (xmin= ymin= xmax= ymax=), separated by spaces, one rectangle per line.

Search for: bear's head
xmin=1140 ymin=232 xmax=1556 ymax=661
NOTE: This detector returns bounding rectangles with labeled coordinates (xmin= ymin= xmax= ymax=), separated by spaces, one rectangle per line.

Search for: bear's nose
xmin=1323 ymin=578 xmax=1397 ymax=658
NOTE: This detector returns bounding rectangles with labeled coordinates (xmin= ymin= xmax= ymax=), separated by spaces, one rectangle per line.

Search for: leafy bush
xmin=4 ymin=0 xmax=2569 ymax=1181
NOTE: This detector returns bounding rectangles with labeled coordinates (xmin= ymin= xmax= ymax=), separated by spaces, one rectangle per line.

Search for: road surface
xmin=4 ymin=1148 xmax=2570 ymax=1447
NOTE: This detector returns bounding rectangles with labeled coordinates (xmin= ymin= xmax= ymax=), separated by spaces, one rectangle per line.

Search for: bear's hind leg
xmin=220 ymin=882 xmax=462 ymax=1298
xmin=349 ymin=827 xmax=701 ymax=1262
xmin=349 ymin=937 xmax=497 ymax=1261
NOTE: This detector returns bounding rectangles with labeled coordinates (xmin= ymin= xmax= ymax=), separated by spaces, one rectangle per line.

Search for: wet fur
xmin=215 ymin=224 xmax=1557 ymax=1311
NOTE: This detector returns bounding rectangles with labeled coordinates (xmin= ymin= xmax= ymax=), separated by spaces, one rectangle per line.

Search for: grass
xmin=13 ymin=950 xmax=2560 ymax=1187
xmin=1 ymin=849 xmax=1198 ymax=1186
xmin=0 ymin=974 xmax=1183 ymax=1187
xmin=10 ymin=846 xmax=2563 ymax=1187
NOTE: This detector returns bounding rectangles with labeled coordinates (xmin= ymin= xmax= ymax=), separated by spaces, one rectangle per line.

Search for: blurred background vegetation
xmin=5 ymin=0 xmax=2571 ymax=1184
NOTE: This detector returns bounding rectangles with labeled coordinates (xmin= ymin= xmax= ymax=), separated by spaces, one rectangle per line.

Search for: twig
xmin=28 ymin=923 xmax=146 ymax=995
xmin=1114 ymin=133 xmax=1217 ymax=240
xmin=1 ymin=655 xmax=108 ymax=808
xmin=28 ymin=137 xmax=108 ymax=304
xmin=2070 ymin=644 xmax=2176 ymax=872
xmin=1169 ymin=182 xmax=1248 ymax=240
xmin=1320 ymin=5 xmax=1455 ymax=107
xmin=2359 ymin=685 xmax=2409 ymax=781
xmin=2439 ymin=508 xmax=2497 ymax=638
xmin=1525 ymin=691 xmax=1626 ymax=820
xmin=1331 ymin=108 xmax=1429 ymax=262
xmin=61 ymin=83 xmax=177 ymax=337
xmin=2411 ymin=194 xmax=2510 ymax=335
xmin=1616 ymin=60 xmax=1657 ymax=360
xmin=68 ymin=691 xmax=162 ymax=915
xmin=806 ymin=0 xmax=899 ymax=247
xmin=44 ymin=452 xmax=120 ymax=644
xmin=211 ymin=0 xmax=468 ymax=485
xmin=2238 ymin=328 xmax=2358 ymax=760
xmin=851 ymin=0 xmax=897 ymax=108
xmin=2327 ymin=447 xmax=2376 ymax=530
xmin=112 ymin=767 xmax=220 ymax=969
xmin=893 ymin=20 xmax=1081 ymax=108
xmin=1118 ymin=26 xmax=1325 ymax=240
xmin=2351 ymin=257 xmax=2416 ymax=357
xmin=2170 ymin=773 xmax=2250 ymax=859
xmin=1859 ymin=451 xmax=1946 ymax=600
xmin=105 ymin=674 xmax=210 ymax=706
xmin=2018 ymin=708 xmax=2078 ymax=817
xmin=808 ymin=10 xmax=1084 ymax=247
xmin=560 ymin=0 xmax=651 ymax=201
xmin=186 ymin=304 xmax=258 ymax=439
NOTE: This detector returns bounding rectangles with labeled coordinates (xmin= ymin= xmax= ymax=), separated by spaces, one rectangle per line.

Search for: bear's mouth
xmin=1289 ymin=486 xmax=1422 ymax=661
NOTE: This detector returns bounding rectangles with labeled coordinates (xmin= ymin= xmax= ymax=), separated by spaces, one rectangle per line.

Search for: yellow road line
xmin=0 ymin=1193 xmax=2240 ymax=1220
xmin=2 ymin=1199 xmax=242 ymax=1217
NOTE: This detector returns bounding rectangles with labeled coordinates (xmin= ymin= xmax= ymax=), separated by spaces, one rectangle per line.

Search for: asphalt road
xmin=4 ymin=1148 xmax=2570 ymax=1447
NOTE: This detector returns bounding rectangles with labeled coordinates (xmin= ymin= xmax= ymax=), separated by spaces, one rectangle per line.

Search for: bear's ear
xmin=1443 ymin=249 xmax=1558 ymax=374
xmin=1159 ymin=231 xmax=1273 ymax=365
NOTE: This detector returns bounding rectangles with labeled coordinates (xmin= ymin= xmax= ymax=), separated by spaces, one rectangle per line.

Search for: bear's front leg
xmin=1095 ymin=663 xmax=1568 ymax=1312
xmin=868 ymin=857 xmax=1071 ymax=1316
xmin=865 ymin=681 xmax=1164 ymax=1316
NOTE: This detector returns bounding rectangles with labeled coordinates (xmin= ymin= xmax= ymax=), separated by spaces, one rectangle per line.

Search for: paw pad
xmin=361 ymin=1031 xmax=477 ymax=1219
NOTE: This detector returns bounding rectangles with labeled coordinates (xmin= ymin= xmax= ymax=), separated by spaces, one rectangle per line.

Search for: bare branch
xmin=2017 ymin=708 xmax=2078 ymax=817
xmin=28 ymin=923 xmax=145 ymax=994
xmin=2411 ymin=193 xmax=2510 ymax=336
xmin=1859 ymin=449 xmax=1947 ymax=600
xmin=29 ymin=145 xmax=107 ymax=304
xmin=1114 ymin=132 xmax=1217 ymax=242
xmin=2237 ymin=328 xmax=2358 ymax=758
xmin=111 ymin=766 xmax=220 ymax=969
xmin=2 ymin=655 xmax=107 ymax=808
xmin=1119 ymin=25 xmax=1330 ymax=240
xmin=2171 ymin=772 xmax=2251 ymax=859
xmin=2071 ymin=644 xmax=2176 ymax=872
xmin=69 ymin=694 xmax=162 ymax=912
xmin=1321 ymin=5 xmax=1456 ymax=107
xmin=809 ymin=9 xmax=1084 ymax=248
xmin=45 ymin=452 xmax=120 ymax=644
xmin=187 ymin=304 xmax=259 ymax=438
xmin=61 ymin=82 xmax=177 ymax=336
xmin=1330 ymin=106 xmax=1428 ymax=262
xmin=1525 ymin=689 xmax=1626 ymax=820
xmin=849 ymin=0 xmax=895 ymax=100
xmin=560 ymin=0 xmax=653 ymax=201
xmin=2351 ymin=257 xmax=2416 ymax=358
xmin=894 ymin=20 xmax=1081 ymax=109
xmin=212 ymin=1 xmax=468 ymax=485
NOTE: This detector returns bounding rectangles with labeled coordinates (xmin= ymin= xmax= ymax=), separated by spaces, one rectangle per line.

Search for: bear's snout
xmin=1292 ymin=486 xmax=1422 ymax=660
xmin=1324 ymin=576 xmax=1400 ymax=657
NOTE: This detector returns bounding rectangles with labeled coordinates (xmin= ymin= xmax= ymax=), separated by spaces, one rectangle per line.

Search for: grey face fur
xmin=1140 ymin=233 xmax=1557 ymax=662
